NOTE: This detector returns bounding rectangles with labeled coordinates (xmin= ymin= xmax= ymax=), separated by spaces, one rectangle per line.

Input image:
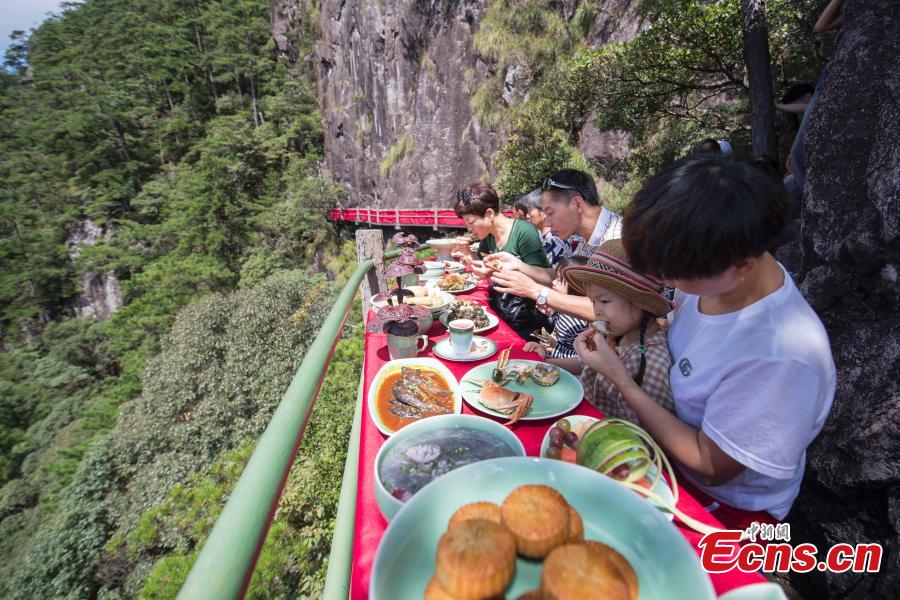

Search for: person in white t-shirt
xmin=573 ymin=154 xmax=835 ymax=527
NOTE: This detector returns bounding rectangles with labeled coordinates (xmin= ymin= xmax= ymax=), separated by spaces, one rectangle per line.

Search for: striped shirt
xmin=574 ymin=208 xmax=623 ymax=257
xmin=548 ymin=312 xmax=589 ymax=359
xmin=579 ymin=329 xmax=674 ymax=424
xmin=540 ymin=230 xmax=573 ymax=267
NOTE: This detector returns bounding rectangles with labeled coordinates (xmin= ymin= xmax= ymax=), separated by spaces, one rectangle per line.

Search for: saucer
xmin=432 ymin=336 xmax=498 ymax=362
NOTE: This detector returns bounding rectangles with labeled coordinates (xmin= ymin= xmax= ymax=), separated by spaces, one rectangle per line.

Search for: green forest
xmin=0 ymin=0 xmax=836 ymax=597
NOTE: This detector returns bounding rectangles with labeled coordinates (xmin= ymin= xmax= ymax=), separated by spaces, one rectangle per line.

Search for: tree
xmin=741 ymin=0 xmax=778 ymax=158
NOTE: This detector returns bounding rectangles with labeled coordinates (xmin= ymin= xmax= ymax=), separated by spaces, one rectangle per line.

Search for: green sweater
xmin=478 ymin=218 xmax=550 ymax=268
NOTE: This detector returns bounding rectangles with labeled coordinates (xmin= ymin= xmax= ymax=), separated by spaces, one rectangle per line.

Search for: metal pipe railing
xmin=321 ymin=376 xmax=364 ymax=599
xmin=177 ymin=240 xmax=428 ymax=599
xmin=177 ymin=258 xmax=375 ymax=600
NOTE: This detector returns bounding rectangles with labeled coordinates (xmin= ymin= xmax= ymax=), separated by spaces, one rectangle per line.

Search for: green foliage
xmin=379 ymin=135 xmax=416 ymax=178
xmin=473 ymin=1 xmax=598 ymax=127
xmin=0 ymin=0 xmax=355 ymax=596
xmin=492 ymin=0 xmax=826 ymax=192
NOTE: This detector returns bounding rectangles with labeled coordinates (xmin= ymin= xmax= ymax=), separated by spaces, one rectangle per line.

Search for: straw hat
xmin=563 ymin=239 xmax=673 ymax=318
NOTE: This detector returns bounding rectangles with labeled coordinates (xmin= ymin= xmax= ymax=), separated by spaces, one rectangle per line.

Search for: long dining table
xmin=350 ymin=280 xmax=768 ymax=598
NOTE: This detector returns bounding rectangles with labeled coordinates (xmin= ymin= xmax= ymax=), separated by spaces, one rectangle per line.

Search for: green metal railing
xmin=178 ymin=245 xmax=405 ymax=600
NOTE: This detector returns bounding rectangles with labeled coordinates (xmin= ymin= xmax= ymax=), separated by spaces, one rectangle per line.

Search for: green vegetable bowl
xmin=374 ymin=414 xmax=526 ymax=521
xmin=370 ymin=457 xmax=715 ymax=599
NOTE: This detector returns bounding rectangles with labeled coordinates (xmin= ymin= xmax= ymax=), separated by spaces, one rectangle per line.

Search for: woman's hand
xmin=483 ymin=251 xmax=525 ymax=273
xmin=573 ymin=329 xmax=630 ymax=386
xmin=491 ymin=269 xmax=542 ymax=299
xmin=470 ymin=260 xmax=493 ymax=280
xmin=522 ymin=341 xmax=548 ymax=360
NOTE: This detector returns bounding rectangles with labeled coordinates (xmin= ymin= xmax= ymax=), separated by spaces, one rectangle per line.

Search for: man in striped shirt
xmin=487 ymin=169 xmax=623 ymax=322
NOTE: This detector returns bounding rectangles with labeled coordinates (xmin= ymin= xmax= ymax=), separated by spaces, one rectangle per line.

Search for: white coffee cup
xmin=448 ymin=318 xmax=475 ymax=355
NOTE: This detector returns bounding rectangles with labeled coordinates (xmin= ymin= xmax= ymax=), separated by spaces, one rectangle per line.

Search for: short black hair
xmin=691 ymin=138 xmax=721 ymax=154
xmin=781 ymin=83 xmax=814 ymax=105
xmin=541 ymin=169 xmax=599 ymax=206
xmin=623 ymin=155 xmax=789 ymax=279
xmin=453 ymin=181 xmax=500 ymax=218
xmin=555 ymin=255 xmax=589 ymax=296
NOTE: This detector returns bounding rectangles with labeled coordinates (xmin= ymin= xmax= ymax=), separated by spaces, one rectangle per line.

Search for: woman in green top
xmin=453 ymin=181 xmax=550 ymax=339
xmin=453 ymin=181 xmax=550 ymax=271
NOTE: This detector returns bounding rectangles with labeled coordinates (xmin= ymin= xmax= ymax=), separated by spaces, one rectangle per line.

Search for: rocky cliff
xmin=66 ymin=220 xmax=123 ymax=320
xmin=309 ymin=0 xmax=642 ymax=208
xmin=778 ymin=0 xmax=899 ymax=597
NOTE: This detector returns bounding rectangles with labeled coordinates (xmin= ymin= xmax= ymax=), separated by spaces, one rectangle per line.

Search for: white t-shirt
xmin=667 ymin=265 xmax=835 ymax=519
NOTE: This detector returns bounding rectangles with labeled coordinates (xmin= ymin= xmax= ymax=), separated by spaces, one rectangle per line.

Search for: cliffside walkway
xmin=328 ymin=208 xmax=514 ymax=229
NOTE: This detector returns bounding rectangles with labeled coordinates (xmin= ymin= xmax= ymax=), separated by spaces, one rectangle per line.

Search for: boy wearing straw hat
xmin=557 ymin=240 xmax=677 ymax=424
xmin=576 ymin=154 xmax=835 ymax=527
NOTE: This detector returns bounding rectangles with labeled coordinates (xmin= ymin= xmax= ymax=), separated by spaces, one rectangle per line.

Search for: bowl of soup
xmin=374 ymin=414 xmax=526 ymax=521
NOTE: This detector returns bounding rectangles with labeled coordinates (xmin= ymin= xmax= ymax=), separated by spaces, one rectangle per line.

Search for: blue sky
xmin=1 ymin=1 xmax=68 ymax=57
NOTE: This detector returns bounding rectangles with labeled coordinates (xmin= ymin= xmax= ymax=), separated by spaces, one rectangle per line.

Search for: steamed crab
xmin=470 ymin=348 xmax=534 ymax=425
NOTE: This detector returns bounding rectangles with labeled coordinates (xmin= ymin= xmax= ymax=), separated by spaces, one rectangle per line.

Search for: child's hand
xmin=523 ymin=341 xmax=547 ymax=360
xmin=573 ymin=329 xmax=629 ymax=386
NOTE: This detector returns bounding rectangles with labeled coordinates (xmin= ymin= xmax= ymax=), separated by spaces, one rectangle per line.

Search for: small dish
xmin=538 ymin=417 xmax=676 ymax=521
xmin=432 ymin=336 xmax=498 ymax=362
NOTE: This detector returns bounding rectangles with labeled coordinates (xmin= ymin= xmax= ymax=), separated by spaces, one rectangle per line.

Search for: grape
xmin=548 ymin=427 xmax=564 ymax=445
xmin=545 ymin=446 xmax=561 ymax=459
xmin=567 ymin=438 xmax=579 ymax=451
xmin=550 ymin=438 xmax=564 ymax=450
xmin=564 ymin=431 xmax=579 ymax=447
xmin=555 ymin=418 xmax=571 ymax=433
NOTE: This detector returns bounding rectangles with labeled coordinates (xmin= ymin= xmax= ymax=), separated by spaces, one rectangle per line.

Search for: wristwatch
xmin=536 ymin=287 xmax=550 ymax=307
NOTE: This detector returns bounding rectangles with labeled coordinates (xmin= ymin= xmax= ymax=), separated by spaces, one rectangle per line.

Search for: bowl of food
xmin=429 ymin=273 xmax=477 ymax=294
xmin=367 ymin=358 xmax=463 ymax=437
xmin=372 ymin=287 xmax=452 ymax=316
xmin=438 ymin=300 xmax=498 ymax=333
xmin=425 ymin=238 xmax=463 ymax=261
xmin=370 ymin=457 xmax=715 ymax=599
xmin=374 ymin=414 xmax=526 ymax=521
xmin=422 ymin=260 xmax=464 ymax=280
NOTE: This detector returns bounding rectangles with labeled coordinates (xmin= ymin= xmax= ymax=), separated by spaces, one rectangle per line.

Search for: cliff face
xmin=310 ymin=0 xmax=643 ymax=208
xmin=66 ymin=220 xmax=123 ymax=320
xmin=314 ymin=0 xmax=497 ymax=208
xmin=778 ymin=1 xmax=900 ymax=597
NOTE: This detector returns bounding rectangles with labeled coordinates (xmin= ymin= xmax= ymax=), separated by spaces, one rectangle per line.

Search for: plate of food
xmin=459 ymin=349 xmax=583 ymax=424
xmin=432 ymin=335 xmax=498 ymax=362
xmin=372 ymin=287 xmax=453 ymax=316
xmin=428 ymin=273 xmax=477 ymax=294
xmin=539 ymin=416 xmax=675 ymax=520
xmin=367 ymin=358 xmax=463 ymax=436
xmin=369 ymin=457 xmax=715 ymax=599
xmin=374 ymin=414 xmax=525 ymax=520
xmin=438 ymin=300 xmax=499 ymax=333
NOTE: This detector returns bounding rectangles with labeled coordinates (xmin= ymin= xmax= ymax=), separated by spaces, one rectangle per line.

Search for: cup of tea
xmin=387 ymin=333 xmax=429 ymax=360
xmin=448 ymin=319 xmax=475 ymax=355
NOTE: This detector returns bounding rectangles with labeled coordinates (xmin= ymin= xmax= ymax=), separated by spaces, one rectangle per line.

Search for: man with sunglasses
xmin=486 ymin=169 xmax=623 ymax=321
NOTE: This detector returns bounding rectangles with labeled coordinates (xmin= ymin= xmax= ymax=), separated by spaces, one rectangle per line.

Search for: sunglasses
xmin=456 ymin=190 xmax=472 ymax=203
xmin=542 ymin=177 xmax=580 ymax=193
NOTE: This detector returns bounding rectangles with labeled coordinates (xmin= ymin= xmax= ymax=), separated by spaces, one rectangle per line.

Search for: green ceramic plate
xmin=369 ymin=457 xmax=715 ymax=599
xmin=459 ymin=360 xmax=583 ymax=421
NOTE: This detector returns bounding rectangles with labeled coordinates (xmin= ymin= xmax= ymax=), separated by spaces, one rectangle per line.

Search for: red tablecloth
xmin=350 ymin=282 xmax=766 ymax=598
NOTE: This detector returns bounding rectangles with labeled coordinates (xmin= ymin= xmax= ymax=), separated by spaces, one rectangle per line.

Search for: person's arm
xmin=490 ymin=270 xmax=596 ymax=321
xmin=483 ymin=251 xmax=554 ymax=285
xmin=814 ymin=0 xmax=844 ymax=32
xmin=775 ymin=102 xmax=809 ymax=114
xmin=573 ymin=330 xmax=745 ymax=485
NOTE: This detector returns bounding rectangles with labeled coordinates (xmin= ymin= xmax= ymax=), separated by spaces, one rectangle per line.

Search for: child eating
xmin=525 ymin=240 xmax=676 ymax=424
